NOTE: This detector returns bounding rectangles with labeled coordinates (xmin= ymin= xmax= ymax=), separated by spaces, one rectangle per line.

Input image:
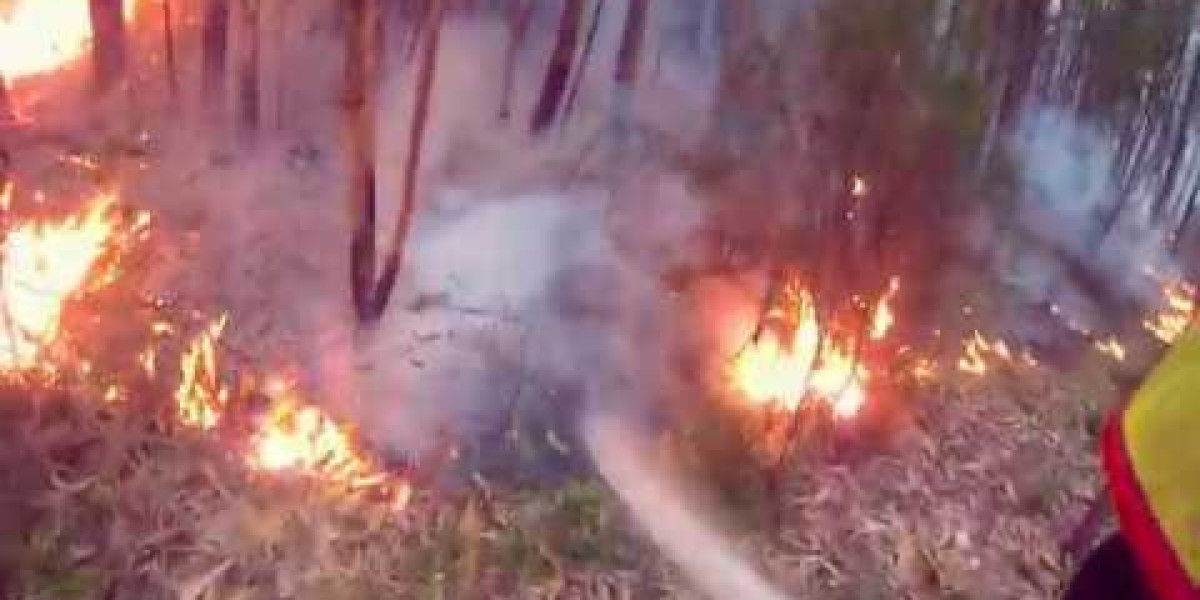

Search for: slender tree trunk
xmin=530 ymin=0 xmax=584 ymax=133
xmin=162 ymin=0 xmax=180 ymax=103
xmin=238 ymin=0 xmax=262 ymax=143
xmin=0 ymin=75 xmax=11 ymax=121
xmin=560 ymin=0 xmax=605 ymax=128
xmin=203 ymin=0 xmax=231 ymax=111
xmin=499 ymin=0 xmax=534 ymax=120
xmin=613 ymin=0 xmax=650 ymax=127
xmin=89 ymin=0 xmax=127 ymax=93
xmin=371 ymin=0 xmax=445 ymax=320
xmin=273 ymin=0 xmax=288 ymax=130
xmin=345 ymin=0 xmax=380 ymax=321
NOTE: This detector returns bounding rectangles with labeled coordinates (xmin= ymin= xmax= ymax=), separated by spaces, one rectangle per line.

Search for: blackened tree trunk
xmin=89 ymin=0 xmax=127 ymax=93
xmin=615 ymin=0 xmax=650 ymax=89
xmin=613 ymin=0 xmax=650 ymax=126
xmin=530 ymin=0 xmax=584 ymax=133
xmin=238 ymin=0 xmax=262 ymax=142
xmin=560 ymin=0 xmax=605 ymax=127
xmin=162 ymin=0 xmax=180 ymax=102
xmin=372 ymin=0 xmax=445 ymax=320
xmin=0 ymin=75 xmax=10 ymax=121
xmin=344 ymin=0 xmax=381 ymax=321
xmin=499 ymin=0 xmax=534 ymax=120
xmin=203 ymin=0 xmax=231 ymax=107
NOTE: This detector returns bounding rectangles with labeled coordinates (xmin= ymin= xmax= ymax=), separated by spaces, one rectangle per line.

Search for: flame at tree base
xmin=729 ymin=282 xmax=899 ymax=420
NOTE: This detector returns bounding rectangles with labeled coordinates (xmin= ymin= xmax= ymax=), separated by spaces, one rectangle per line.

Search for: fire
xmin=1094 ymin=337 xmax=1126 ymax=362
xmin=957 ymin=331 xmax=1016 ymax=375
xmin=246 ymin=377 xmax=408 ymax=503
xmin=0 ymin=0 xmax=139 ymax=81
xmin=732 ymin=288 xmax=867 ymax=418
xmin=870 ymin=277 xmax=899 ymax=340
xmin=0 ymin=193 xmax=116 ymax=369
xmin=1143 ymin=277 xmax=1196 ymax=344
xmin=175 ymin=315 xmax=229 ymax=430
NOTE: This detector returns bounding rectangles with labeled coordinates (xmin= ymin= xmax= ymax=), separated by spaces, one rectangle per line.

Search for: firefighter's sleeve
xmin=1103 ymin=327 xmax=1200 ymax=600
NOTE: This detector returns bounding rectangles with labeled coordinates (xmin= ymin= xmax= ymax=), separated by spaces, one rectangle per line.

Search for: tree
xmin=499 ymin=0 xmax=534 ymax=120
xmin=238 ymin=0 xmax=262 ymax=141
xmin=203 ymin=0 xmax=231 ymax=110
xmin=344 ymin=0 xmax=381 ymax=321
xmin=89 ymin=0 xmax=127 ymax=93
xmin=371 ymin=0 xmax=445 ymax=320
xmin=161 ymin=0 xmax=180 ymax=103
xmin=530 ymin=0 xmax=584 ymax=133
xmin=613 ymin=0 xmax=650 ymax=126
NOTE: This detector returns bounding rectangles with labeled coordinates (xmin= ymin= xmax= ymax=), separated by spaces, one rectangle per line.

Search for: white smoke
xmin=1000 ymin=106 xmax=1176 ymax=329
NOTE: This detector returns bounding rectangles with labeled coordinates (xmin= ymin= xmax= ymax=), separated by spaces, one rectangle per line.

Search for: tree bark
xmin=613 ymin=0 xmax=650 ymax=127
xmin=238 ymin=0 xmax=262 ymax=142
xmin=89 ymin=0 xmax=127 ymax=93
xmin=203 ymin=0 xmax=231 ymax=109
xmin=371 ymin=0 xmax=445 ymax=320
xmin=345 ymin=0 xmax=380 ymax=321
xmin=530 ymin=0 xmax=584 ymax=133
xmin=615 ymin=0 xmax=650 ymax=88
xmin=162 ymin=0 xmax=180 ymax=103
xmin=499 ymin=0 xmax=534 ymax=120
xmin=561 ymin=0 xmax=605 ymax=127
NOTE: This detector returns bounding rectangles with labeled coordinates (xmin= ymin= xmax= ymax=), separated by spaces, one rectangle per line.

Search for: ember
xmin=1144 ymin=276 xmax=1196 ymax=343
xmin=1094 ymin=337 xmax=1127 ymax=362
xmin=957 ymin=331 xmax=1022 ymax=375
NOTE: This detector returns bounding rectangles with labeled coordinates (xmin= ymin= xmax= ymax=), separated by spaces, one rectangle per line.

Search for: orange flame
xmin=175 ymin=315 xmax=229 ymax=430
xmin=732 ymin=289 xmax=867 ymax=418
xmin=1143 ymin=277 xmax=1195 ymax=344
xmin=957 ymin=331 xmax=1017 ymax=375
xmin=0 ymin=0 xmax=139 ymax=81
xmin=0 ymin=193 xmax=116 ymax=369
xmin=870 ymin=277 xmax=899 ymax=340
xmin=246 ymin=377 xmax=410 ymax=505
xmin=1094 ymin=337 xmax=1126 ymax=362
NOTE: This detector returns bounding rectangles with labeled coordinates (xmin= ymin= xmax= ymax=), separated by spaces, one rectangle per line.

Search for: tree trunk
xmin=162 ymin=0 xmax=180 ymax=103
xmin=345 ymin=0 xmax=380 ymax=321
xmin=0 ymin=75 xmax=11 ymax=122
xmin=371 ymin=0 xmax=445 ymax=320
xmin=273 ymin=0 xmax=288 ymax=130
xmin=89 ymin=0 xmax=127 ymax=93
xmin=613 ymin=0 xmax=650 ymax=127
xmin=238 ymin=0 xmax=262 ymax=142
xmin=615 ymin=0 xmax=650 ymax=88
xmin=530 ymin=0 xmax=584 ymax=133
xmin=561 ymin=0 xmax=605 ymax=128
xmin=203 ymin=0 xmax=231 ymax=109
xmin=499 ymin=0 xmax=534 ymax=120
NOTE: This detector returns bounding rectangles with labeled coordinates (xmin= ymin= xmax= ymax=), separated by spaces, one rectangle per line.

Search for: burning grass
xmin=0 ymin=174 xmax=1180 ymax=599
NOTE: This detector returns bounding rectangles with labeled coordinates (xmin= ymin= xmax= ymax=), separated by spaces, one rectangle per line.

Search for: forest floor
xmin=0 ymin=64 xmax=1166 ymax=598
xmin=0 ymin=131 xmax=1147 ymax=600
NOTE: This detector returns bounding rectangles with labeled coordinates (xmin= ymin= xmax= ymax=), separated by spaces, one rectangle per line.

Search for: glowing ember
xmin=957 ymin=331 xmax=1016 ymax=375
xmin=870 ymin=277 xmax=899 ymax=340
xmin=732 ymin=288 xmax=867 ymax=418
xmin=0 ymin=0 xmax=139 ymax=81
xmin=175 ymin=315 xmax=229 ymax=430
xmin=1143 ymin=277 xmax=1195 ymax=344
xmin=850 ymin=175 xmax=869 ymax=198
xmin=0 ymin=193 xmax=116 ymax=369
xmin=1094 ymin=337 xmax=1127 ymax=362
